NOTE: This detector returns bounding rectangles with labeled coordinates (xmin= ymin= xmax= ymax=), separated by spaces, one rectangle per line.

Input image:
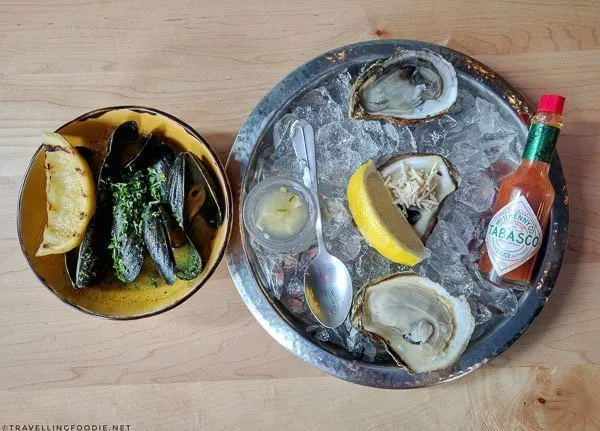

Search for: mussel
xmin=143 ymin=203 xmax=202 ymax=284
xmin=66 ymin=121 xmax=140 ymax=288
xmin=167 ymin=152 xmax=223 ymax=229
xmin=66 ymin=121 xmax=212 ymax=288
xmin=109 ymin=171 xmax=147 ymax=283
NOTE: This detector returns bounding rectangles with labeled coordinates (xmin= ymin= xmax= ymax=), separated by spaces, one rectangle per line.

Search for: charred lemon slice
xmin=347 ymin=160 xmax=428 ymax=266
xmin=36 ymin=132 xmax=96 ymax=256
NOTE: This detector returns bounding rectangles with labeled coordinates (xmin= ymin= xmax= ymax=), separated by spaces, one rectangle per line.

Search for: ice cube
xmin=270 ymin=152 xmax=303 ymax=180
xmin=455 ymin=172 xmax=497 ymax=213
xmin=315 ymin=328 xmax=330 ymax=342
xmin=353 ymin=246 xmax=393 ymax=286
xmin=441 ymin=272 xmax=477 ymax=297
xmin=470 ymin=298 xmax=493 ymax=324
xmin=438 ymin=115 xmax=458 ymax=130
xmin=473 ymin=279 xmax=519 ymax=317
xmin=489 ymin=157 xmax=519 ymax=182
xmin=413 ymin=115 xmax=456 ymax=153
xmin=438 ymin=200 xmax=477 ymax=242
xmin=327 ymin=233 xmax=363 ymax=263
xmin=273 ymin=113 xmax=297 ymax=156
xmin=292 ymin=87 xmax=344 ymax=129
xmin=356 ymin=120 xmax=416 ymax=162
xmin=351 ymin=126 xmax=380 ymax=161
xmin=256 ymin=254 xmax=284 ymax=300
xmin=317 ymin=138 xmax=362 ymax=188
xmin=284 ymin=275 xmax=304 ymax=297
xmin=362 ymin=339 xmax=378 ymax=362
xmin=477 ymin=132 xmax=520 ymax=165
xmin=346 ymin=327 xmax=360 ymax=351
xmin=445 ymin=124 xmax=490 ymax=174
xmin=450 ymin=87 xmax=476 ymax=115
xmin=325 ymin=70 xmax=352 ymax=106
xmin=322 ymin=196 xmax=352 ymax=241
xmin=426 ymin=219 xmax=469 ymax=255
xmin=381 ymin=123 xmax=417 ymax=157
xmin=468 ymin=212 xmax=492 ymax=254
xmin=316 ymin=121 xmax=354 ymax=151
xmin=281 ymin=295 xmax=307 ymax=315
xmin=474 ymin=97 xmax=514 ymax=136
xmin=296 ymin=246 xmax=319 ymax=276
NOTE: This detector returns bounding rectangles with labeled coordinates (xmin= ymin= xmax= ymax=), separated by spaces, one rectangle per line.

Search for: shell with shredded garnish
xmin=379 ymin=153 xmax=460 ymax=240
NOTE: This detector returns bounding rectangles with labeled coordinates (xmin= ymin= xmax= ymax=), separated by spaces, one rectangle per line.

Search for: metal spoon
xmin=292 ymin=120 xmax=353 ymax=328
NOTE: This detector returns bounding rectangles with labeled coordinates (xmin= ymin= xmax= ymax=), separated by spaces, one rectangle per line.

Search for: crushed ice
xmin=250 ymin=69 xmax=526 ymax=362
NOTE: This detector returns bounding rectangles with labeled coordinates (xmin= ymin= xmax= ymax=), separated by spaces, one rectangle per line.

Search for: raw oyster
xmin=349 ymin=50 xmax=458 ymax=125
xmin=379 ymin=153 xmax=460 ymax=240
xmin=351 ymin=273 xmax=475 ymax=373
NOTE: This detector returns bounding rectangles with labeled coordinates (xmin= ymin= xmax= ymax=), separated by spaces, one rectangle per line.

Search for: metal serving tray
xmin=225 ymin=40 xmax=568 ymax=388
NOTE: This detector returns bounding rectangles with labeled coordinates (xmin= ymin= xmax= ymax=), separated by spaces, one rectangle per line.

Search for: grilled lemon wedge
xmin=36 ymin=132 xmax=96 ymax=256
xmin=347 ymin=160 xmax=428 ymax=266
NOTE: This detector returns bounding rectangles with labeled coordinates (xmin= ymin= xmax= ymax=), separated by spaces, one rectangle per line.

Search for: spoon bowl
xmin=305 ymin=251 xmax=353 ymax=328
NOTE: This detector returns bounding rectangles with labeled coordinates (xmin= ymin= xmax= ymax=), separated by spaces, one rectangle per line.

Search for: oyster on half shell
xmin=349 ymin=50 xmax=458 ymax=125
xmin=351 ymin=273 xmax=475 ymax=373
xmin=379 ymin=153 xmax=460 ymax=241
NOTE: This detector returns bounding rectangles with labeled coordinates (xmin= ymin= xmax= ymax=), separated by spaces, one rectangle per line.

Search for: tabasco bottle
xmin=478 ymin=94 xmax=565 ymax=288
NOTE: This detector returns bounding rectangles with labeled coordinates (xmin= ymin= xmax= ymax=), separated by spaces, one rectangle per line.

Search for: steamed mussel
xmin=66 ymin=121 xmax=222 ymax=288
xmin=143 ymin=203 xmax=202 ymax=285
xmin=66 ymin=121 xmax=140 ymax=287
xmin=168 ymin=152 xmax=223 ymax=229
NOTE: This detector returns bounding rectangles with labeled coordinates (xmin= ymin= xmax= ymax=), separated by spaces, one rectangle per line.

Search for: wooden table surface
xmin=2 ymin=0 xmax=600 ymax=429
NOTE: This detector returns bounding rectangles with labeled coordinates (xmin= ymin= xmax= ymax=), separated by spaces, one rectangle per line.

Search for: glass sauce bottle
xmin=478 ymin=94 xmax=565 ymax=288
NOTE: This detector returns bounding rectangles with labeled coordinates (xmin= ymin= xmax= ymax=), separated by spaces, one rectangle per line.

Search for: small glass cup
xmin=243 ymin=176 xmax=316 ymax=254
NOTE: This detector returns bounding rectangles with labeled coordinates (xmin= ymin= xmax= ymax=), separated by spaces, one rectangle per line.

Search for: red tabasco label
xmin=485 ymin=195 xmax=542 ymax=276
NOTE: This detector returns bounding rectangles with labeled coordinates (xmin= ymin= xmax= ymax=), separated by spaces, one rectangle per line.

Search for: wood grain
xmin=1 ymin=0 xmax=599 ymax=429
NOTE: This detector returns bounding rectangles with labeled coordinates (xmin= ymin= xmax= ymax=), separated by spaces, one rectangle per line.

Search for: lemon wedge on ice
xmin=347 ymin=160 xmax=428 ymax=266
xmin=36 ymin=132 xmax=96 ymax=256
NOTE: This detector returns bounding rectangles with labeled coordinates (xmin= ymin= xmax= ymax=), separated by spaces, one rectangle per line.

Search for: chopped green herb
xmin=109 ymin=171 xmax=149 ymax=282
xmin=148 ymin=166 xmax=167 ymax=202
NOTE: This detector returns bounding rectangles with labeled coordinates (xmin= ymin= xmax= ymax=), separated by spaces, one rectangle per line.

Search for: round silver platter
xmin=225 ymin=40 xmax=568 ymax=388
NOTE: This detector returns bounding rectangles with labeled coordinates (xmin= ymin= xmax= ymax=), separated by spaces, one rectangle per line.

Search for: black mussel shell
xmin=143 ymin=203 xmax=176 ymax=285
xmin=167 ymin=152 xmax=223 ymax=229
xmin=143 ymin=203 xmax=202 ymax=283
xmin=66 ymin=217 xmax=105 ymax=288
xmin=126 ymin=136 xmax=176 ymax=203
xmin=102 ymin=121 xmax=140 ymax=183
xmin=110 ymin=172 xmax=147 ymax=284
xmin=66 ymin=121 xmax=142 ymax=288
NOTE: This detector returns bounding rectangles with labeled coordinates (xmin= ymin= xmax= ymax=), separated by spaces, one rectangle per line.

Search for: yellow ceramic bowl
xmin=18 ymin=106 xmax=232 ymax=319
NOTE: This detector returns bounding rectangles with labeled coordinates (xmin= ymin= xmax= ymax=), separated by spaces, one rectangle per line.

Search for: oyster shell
xmin=351 ymin=273 xmax=474 ymax=373
xmin=379 ymin=153 xmax=460 ymax=240
xmin=349 ymin=50 xmax=458 ymax=125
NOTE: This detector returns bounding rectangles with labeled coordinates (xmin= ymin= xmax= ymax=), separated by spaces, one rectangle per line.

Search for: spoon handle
xmin=295 ymin=122 xmax=326 ymax=250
